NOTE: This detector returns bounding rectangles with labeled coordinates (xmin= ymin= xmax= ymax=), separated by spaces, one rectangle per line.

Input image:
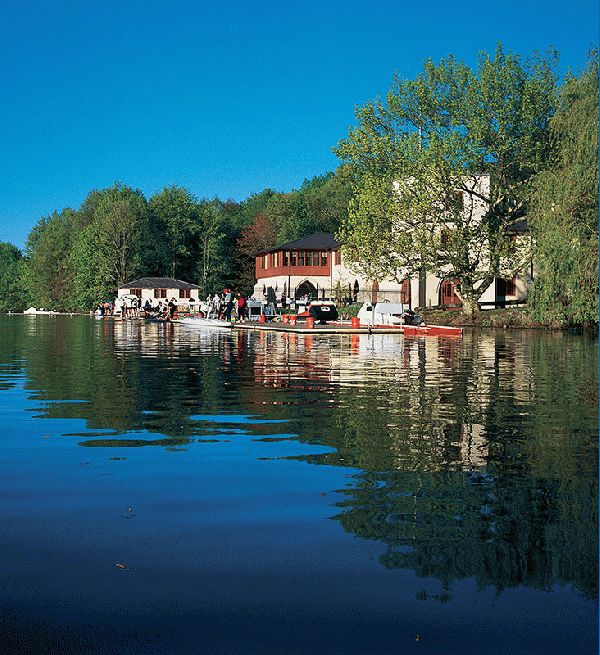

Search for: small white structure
xmin=24 ymin=307 xmax=59 ymax=315
xmin=357 ymin=302 xmax=405 ymax=326
xmin=117 ymin=277 xmax=200 ymax=308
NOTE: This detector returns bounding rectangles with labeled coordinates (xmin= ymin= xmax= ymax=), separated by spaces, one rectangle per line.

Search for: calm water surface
xmin=0 ymin=316 xmax=597 ymax=654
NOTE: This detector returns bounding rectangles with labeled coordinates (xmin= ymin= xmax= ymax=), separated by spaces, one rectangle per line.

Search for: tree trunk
xmin=454 ymin=281 xmax=482 ymax=316
xmin=461 ymin=296 xmax=478 ymax=316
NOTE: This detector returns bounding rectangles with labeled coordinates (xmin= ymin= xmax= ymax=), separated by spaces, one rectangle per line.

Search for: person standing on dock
xmin=168 ymin=298 xmax=177 ymax=321
xmin=223 ymin=289 xmax=234 ymax=321
xmin=209 ymin=294 xmax=220 ymax=319
xmin=236 ymin=292 xmax=247 ymax=322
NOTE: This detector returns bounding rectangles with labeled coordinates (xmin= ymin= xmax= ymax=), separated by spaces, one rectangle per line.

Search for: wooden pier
xmin=234 ymin=321 xmax=404 ymax=335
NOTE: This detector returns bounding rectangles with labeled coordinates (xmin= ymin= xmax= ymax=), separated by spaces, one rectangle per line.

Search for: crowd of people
xmin=95 ymin=289 xmax=250 ymax=322
xmin=198 ymin=289 xmax=248 ymax=322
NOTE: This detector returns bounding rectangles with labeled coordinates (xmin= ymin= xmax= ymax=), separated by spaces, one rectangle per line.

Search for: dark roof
xmin=256 ymin=232 xmax=342 ymax=255
xmin=119 ymin=277 xmax=199 ymax=290
xmin=507 ymin=218 xmax=528 ymax=235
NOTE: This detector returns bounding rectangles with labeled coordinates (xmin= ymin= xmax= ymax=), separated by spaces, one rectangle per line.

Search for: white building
xmin=252 ymin=177 xmax=531 ymax=310
xmin=118 ymin=277 xmax=200 ymax=307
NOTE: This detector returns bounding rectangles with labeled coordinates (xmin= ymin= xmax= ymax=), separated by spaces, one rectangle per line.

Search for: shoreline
xmin=3 ymin=308 xmax=597 ymax=333
xmin=419 ymin=308 xmax=596 ymax=331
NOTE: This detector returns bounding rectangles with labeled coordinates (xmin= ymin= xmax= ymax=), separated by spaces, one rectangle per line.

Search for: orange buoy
xmin=306 ymin=317 xmax=315 ymax=329
xmin=351 ymin=316 xmax=360 ymax=329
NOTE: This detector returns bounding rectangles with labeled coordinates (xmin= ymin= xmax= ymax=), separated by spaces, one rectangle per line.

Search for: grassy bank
xmin=338 ymin=304 xmax=588 ymax=330
xmin=421 ymin=307 xmax=560 ymax=329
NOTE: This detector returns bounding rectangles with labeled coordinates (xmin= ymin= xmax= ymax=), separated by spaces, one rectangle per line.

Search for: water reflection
xmin=0 ymin=316 xmax=597 ymax=603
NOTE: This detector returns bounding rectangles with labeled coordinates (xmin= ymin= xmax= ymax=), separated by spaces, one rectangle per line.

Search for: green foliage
xmin=529 ymin=53 xmax=599 ymax=326
xmin=197 ymin=200 xmax=231 ymax=296
xmin=69 ymin=183 xmax=151 ymax=307
xmin=0 ymin=242 xmax=28 ymax=311
xmin=16 ymin=165 xmax=353 ymax=309
xmin=24 ymin=209 xmax=77 ymax=309
xmin=148 ymin=186 xmax=200 ymax=280
xmin=264 ymin=166 xmax=353 ymax=243
xmin=336 ymin=44 xmax=558 ymax=313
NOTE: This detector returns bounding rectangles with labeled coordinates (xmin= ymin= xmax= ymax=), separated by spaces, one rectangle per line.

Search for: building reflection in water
xmin=4 ymin=316 xmax=597 ymax=600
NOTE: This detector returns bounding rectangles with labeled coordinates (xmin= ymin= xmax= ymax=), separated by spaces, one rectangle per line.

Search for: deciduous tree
xmin=336 ymin=44 xmax=558 ymax=314
xmin=0 ymin=242 xmax=27 ymax=311
xmin=529 ymin=53 xmax=598 ymax=326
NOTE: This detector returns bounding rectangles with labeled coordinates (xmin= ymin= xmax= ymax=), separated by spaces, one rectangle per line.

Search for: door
xmin=439 ymin=280 xmax=462 ymax=308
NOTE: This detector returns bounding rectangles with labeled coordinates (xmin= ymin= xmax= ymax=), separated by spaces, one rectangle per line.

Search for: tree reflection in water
xmin=2 ymin=316 xmax=597 ymax=600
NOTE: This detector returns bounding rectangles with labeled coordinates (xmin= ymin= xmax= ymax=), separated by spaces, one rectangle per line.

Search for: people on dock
xmin=236 ymin=292 xmax=247 ymax=322
xmin=168 ymin=298 xmax=177 ymax=320
xmin=223 ymin=289 xmax=234 ymax=321
xmin=107 ymin=288 xmax=256 ymax=323
xmin=209 ymin=293 xmax=221 ymax=319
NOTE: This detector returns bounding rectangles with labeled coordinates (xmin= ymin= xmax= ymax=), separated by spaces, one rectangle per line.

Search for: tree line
xmin=0 ymin=168 xmax=352 ymax=312
xmin=0 ymin=44 xmax=597 ymax=325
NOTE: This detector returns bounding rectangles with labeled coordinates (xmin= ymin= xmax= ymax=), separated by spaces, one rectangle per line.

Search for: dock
xmin=233 ymin=322 xmax=462 ymax=337
xmin=234 ymin=321 xmax=404 ymax=335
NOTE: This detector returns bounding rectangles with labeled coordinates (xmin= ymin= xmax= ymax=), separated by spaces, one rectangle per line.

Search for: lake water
xmin=0 ymin=315 xmax=597 ymax=654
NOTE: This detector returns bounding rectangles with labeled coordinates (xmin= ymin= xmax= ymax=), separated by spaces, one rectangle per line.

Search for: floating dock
xmin=234 ymin=322 xmax=462 ymax=337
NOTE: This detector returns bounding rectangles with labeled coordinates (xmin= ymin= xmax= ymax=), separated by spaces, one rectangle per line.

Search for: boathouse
xmin=118 ymin=277 xmax=200 ymax=307
xmin=252 ymin=196 xmax=530 ymax=310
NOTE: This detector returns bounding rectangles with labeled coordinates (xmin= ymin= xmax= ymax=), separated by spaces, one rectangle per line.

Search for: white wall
xmin=118 ymin=288 xmax=200 ymax=306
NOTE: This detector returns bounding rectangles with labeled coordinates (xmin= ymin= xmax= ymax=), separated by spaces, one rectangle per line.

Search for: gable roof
xmin=118 ymin=277 xmax=199 ymax=290
xmin=256 ymin=232 xmax=342 ymax=255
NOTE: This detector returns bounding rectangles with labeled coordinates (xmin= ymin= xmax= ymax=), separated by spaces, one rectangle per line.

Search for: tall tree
xmin=302 ymin=165 xmax=354 ymax=235
xmin=148 ymin=186 xmax=200 ymax=280
xmin=70 ymin=183 xmax=150 ymax=308
xmin=235 ymin=213 xmax=278 ymax=293
xmin=0 ymin=242 xmax=28 ymax=311
xmin=529 ymin=53 xmax=599 ymax=326
xmin=197 ymin=200 xmax=227 ymax=296
xmin=336 ymin=44 xmax=558 ymax=314
xmin=24 ymin=209 xmax=77 ymax=309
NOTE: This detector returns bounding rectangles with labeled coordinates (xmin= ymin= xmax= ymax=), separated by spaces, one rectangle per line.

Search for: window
xmin=154 ymin=288 xmax=167 ymax=298
xmin=306 ymin=251 xmax=313 ymax=266
xmin=263 ymin=255 xmax=268 ymax=269
xmin=400 ymin=279 xmax=411 ymax=304
xmin=320 ymin=252 xmax=328 ymax=266
xmin=445 ymin=191 xmax=464 ymax=212
xmin=179 ymin=288 xmax=191 ymax=299
xmin=283 ymin=251 xmax=289 ymax=266
xmin=298 ymin=252 xmax=305 ymax=266
xmin=130 ymin=288 xmax=142 ymax=298
xmin=334 ymin=251 xmax=341 ymax=265
xmin=505 ymin=277 xmax=517 ymax=296
xmin=454 ymin=191 xmax=464 ymax=211
xmin=290 ymin=251 xmax=297 ymax=266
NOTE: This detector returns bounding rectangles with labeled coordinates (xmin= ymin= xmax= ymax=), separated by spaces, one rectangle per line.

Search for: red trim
xmin=255 ymin=251 xmax=332 ymax=280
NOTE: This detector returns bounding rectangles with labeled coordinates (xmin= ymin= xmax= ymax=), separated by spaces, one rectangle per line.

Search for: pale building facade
xmin=253 ymin=235 xmax=529 ymax=310
xmin=118 ymin=277 xmax=200 ymax=307
xmin=253 ymin=175 xmax=530 ymax=309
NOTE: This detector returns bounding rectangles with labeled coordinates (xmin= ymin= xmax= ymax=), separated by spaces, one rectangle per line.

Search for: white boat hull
xmin=178 ymin=317 xmax=233 ymax=330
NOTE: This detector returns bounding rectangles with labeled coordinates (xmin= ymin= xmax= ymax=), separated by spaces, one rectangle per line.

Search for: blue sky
xmin=0 ymin=0 xmax=597 ymax=248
